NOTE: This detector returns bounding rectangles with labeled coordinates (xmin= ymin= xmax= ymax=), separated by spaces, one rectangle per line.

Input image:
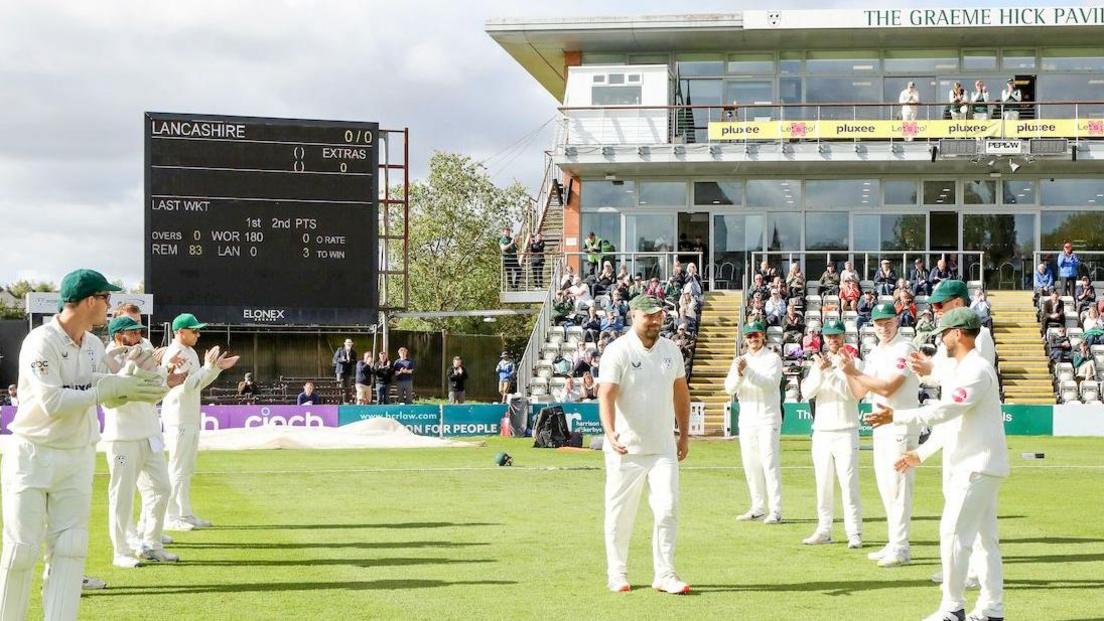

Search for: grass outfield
xmin=19 ymin=436 xmax=1104 ymax=619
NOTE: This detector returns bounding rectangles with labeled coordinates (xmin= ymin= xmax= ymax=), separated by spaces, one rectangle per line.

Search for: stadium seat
xmin=593 ymin=294 xmax=610 ymax=310
xmin=823 ymin=309 xmax=841 ymax=321
xmin=823 ymin=294 xmax=840 ymax=308
xmin=530 ymin=377 xmax=549 ymax=395
xmin=1080 ymin=381 xmax=1100 ymax=402
xmin=1055 ymin=362 xmax=1075 ymax=383
xmin=541 ymin=344 xmax=559 ymax=361
xmin=565 ymin=325 xmax=584 ymax=341
xmin=899 ymin=327 xmax=915 ymax=338
xmin=549 ymin=377 xmax=567 ymax=393
xmin=766 ymin=326 xmax=784 ymax=345
xmin=878 ymin=295 xmax=895 ymax=304
xmin=805 ymin=295 xmax=822 ymax=311
xmin=535 ymin=362 xmax=553 ymax=380
xmin=860 ymin=279 xmax=875 ymax=291
xmin=1091 ymin=345 xmax=1104 ymax=356
xmin=548 ymin=326 xmax=565 ymax=339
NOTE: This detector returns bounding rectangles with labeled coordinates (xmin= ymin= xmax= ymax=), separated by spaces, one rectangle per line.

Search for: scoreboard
xmin=144 ymin=112 xmax=379 ymax=326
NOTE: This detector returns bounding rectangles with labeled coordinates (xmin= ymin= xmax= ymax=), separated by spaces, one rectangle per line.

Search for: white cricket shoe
xmin=652 ymin=575 xmax=690 ymax=595
xmin=762 ymin=512 xmax=783 ymax=524
xmin=607 ymin=575 xmax=631 ymax=593
xmin=921 ymin=609 xmax=965 ymax=621
xmin=867 ymin=545 xmax=889 ymax=561
xmin=930 ymin=571 xmax=980 ymax=589
xmin=165 ymin=519 xmax=195 ymax=531
xmin=140 ymin=548 xmax=179 ymax=563
xmin=802 ymin=531 xmax=832 ymax=545
xmin=185 ymin=515 xmax=213 ymax=529
xmin=735 ymin=510 xmax=765 ymax=521
xmin=847 ymin=536 xmax=863 ymax=549
xmin=112 ymin=555 xmax=140 ymax=569
xmin=81 ymin=576 xmax=107 ymax=591
xmin=126 ymin=533 xmax=142 ymax=552
xmin=966 ymin=610 xmax=1003 ymax=621
xmin=877 ymin=547 xmax=911 ymax=567
xmin=161 ymin=533 xmax=174 ymax=545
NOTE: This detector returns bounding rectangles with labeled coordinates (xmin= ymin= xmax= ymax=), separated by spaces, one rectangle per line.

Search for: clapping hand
xmin=863 ymin=406 xmax=894 ymax=428
xmin=203 ymin=346 xmax=241 ymax=370
xmin=894 ymin=451 xmax=921 ymax=473
xmin=736 ymin=356 xmax=748 ymax=374
xmin=907 ymin=350 xmax=933 ymax=376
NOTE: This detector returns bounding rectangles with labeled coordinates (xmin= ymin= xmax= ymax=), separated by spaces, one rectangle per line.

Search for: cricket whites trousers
xmin=604 ymin=452 xmax=679 ymax=582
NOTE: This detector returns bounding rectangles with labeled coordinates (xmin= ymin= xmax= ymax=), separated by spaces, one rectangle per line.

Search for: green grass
xmin=18 ymin=437 xmax=1104 ymax=619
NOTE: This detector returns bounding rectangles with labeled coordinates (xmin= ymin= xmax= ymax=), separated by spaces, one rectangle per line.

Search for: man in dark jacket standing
xmin=332 ymin=339 xmax=357 ymax=404
xmin=372 ymin=351 xmax=395 ymax=405
xmin=447 ymin=356 xmax=468 ymax=404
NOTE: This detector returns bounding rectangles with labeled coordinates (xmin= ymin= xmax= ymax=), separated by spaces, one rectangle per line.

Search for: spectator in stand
xmin=765 ymin=289 xmax=787 ymax=327
xmin=600 ymin=309 xmax=624 ymax=339
xmin=581 ymin=306 xmax=602 ymax=343
xmin=552 ymin=290 xmax=577 ymax=326
xmin=678 ymin=291 xmax=699 ymax=332
xmin=573 ymin=350 xmax=593 ymax=378
xmin=1046 ymin=326 xmax=1072 ymax=365
xmin=590 ymin=353 xmax=601 ymax=380
xmin=393 ymin=347 xmax=415 ymax=404
xmin=751 ymin=273 xmax=770 ymax=301
xmin=663 ymin=275 xmax=682 ymax=301
xmin=580 ymin=371 xmax=598 ymax=401
xmin=947 ymin=81 xmax=968 ymax=120
xmin=583 ymin=232 xmax=602 ymax=277
xmin=971 ymin=79 xmax=991 ymax=120
xmin=608 ymin=290 xmax=628 ymax=319
xmin=786 ymin=262 xmax=806 ymax=299
xmin=332 ymin=339 xmax=357 ymax=404
xmin=757 ymin=259 xmax=778 ymax=283
xmin=595 ymin=261 xmax=616 ymax=297
xmin=560 ymin=264 xmax=577 ymax=290
xmin=817 ymin=263 xmax=840 ymax=296
xmin=372 ymin=351 xmax=395 ymax=405
xmin=839 ymin=261 xmax=858 ymax=285
xmin=616 ymin=263 xmax=630 ymax=283
xmin=839 ymin=277 xmax=860 ymax=312
xmin=782 ymin=305 xmax=805 ymax=343
xmin=528 ymin=232 xmax=546 ymax=289
xmin=628 ymin=274 xmax=646 ymax=299
xmin=908 ymin=258 xmax=931 ymax=296
xmin=913 ymin=309 xmax=936 ymax=346
xmin=1034 ymin=262 xmax=1055 ymax=304
xmin=499 ymin=227 xmax=520 ymax=289
xmin=496 ymin=352 xmax=515 ymax=403
xmin=670 ymin=260 xmax=686 ymax=289
xmin=873 ymin=260 xmax=897 ymax=296
xmin=555 ymin=375 xmax=582 ymax=403
xmin=1040 ymin=289 xmax=1066 ymax=337
xmin=6 ymin=384 xmax=17 ymax=407
xmin=447 ymin=356 xmax=468 ymax=403
xmin=1057 ymin=240 xmax=1081 ymax=296
xmin=674 ymin=325 xmax=694 ymax=357
xmin=237 ymin=373 xmax=257 ymax=402
xmin=971 ymin=290 xmax=993 ymax=330
xmin=746 ymin=293 xmax=765 ymax=323
xmin=1000 ymin=78 xmax=1022 ymax=120
xmin=297 ymin=382 xmax=321 ymax=406
xmin=769 ymin=275 xmax=788 ymax=300
xmin=856 ymin=289 xmax=876 ymax=330
xmin=567 ymin=275 xmax=593 ymax=310
xmin=899 ymin=81 xmax=920 ymax=122
xmin=1084 ymin=305 xmax=1102 ymax=332
xmin=683 ymin=264 xmax=704 ymax=299
xmin=802 ymin=327 xmax=823 ymax=356
xmin=1076 ymin=276 xmax=1096 ymax=314
xmin=928 ymin=258 xmax=953 ymax=291
xmin=645 ymin=276 xmax=665 ymax=299
xmin=896 ymin=291 xmax=918 ymax=328
xmin=1073 ymin=341 xmax=1096 ymax=381
xmin=599 ymin=237 xmax=616 ymax=271
xmin=354 ymin=352 xmax=373 ymax=404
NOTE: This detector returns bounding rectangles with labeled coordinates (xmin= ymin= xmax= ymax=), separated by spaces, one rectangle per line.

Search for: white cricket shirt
xmin=801 ymin=354 xmax=861 ymax=432
xmin=724 ymin=346 xmax=783 ymax=429
xmin=597 ymin=330 xmax=686 ymax=456
xmin=862 ymin=334 xmax=920 ymax=436
xmin=160 ymin=341 xmax=221 ymax=427
xmin=101 ymin=342 xmax=165 ymax=442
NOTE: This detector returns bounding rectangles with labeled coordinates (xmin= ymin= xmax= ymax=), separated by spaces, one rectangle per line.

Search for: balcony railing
xmin=557 ymin=101 xmax=1104 ymax=146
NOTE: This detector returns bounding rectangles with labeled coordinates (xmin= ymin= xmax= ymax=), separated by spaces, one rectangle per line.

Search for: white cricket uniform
xmin=724 ymin=346 xmax=783 ymax=516
xmin=863 ymin=334 xmax=920 ymax=555
xmin=894 ymin=349 xmax=1008 ymax=618
xmin=597 ymin=330 xmax=686 ymax=583
xmin=800 ymin=355 xmax=862 ymax=538
xmin=101 ymin=342 xmax=172 ymax=557
xmin=0 ymin=317 xmax=105 ymax=620
xmin=160 ymin=342 xmax=221 ymax=523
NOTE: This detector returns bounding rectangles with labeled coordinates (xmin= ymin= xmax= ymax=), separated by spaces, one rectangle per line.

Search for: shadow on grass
xmin=783 ymin=515 xmax=1026 ymax=525
xmin=693 ymin=579 xmax=931 ymax=595
xmin=1006 ymin=578 xmax=1104 ymax=591
xmin=211 ymin=522 xmax=501 ymax=530
xmin=1005 ymin=553 xmax=1104 ymax=564
xmin=169 ymin=541 xmax=490 ymax=551
xmin=84 ymin=578 xmax=517 ymax=597
xmin=165 ymin=557 xmax=494 ymax=568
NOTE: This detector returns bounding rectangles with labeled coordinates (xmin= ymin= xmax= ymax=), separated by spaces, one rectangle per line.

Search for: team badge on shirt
xmin=952 ymin=387 xmax=967 ymax=403
xmin=30 ymin=360 xmax=49 ymax=376
xmin=631 ymin=360 xmax=642 ymax=369
xmin=895 ymin=357 xmax=907 ymax=370
xmin=662 ymin=357 xmax=673 ymax=371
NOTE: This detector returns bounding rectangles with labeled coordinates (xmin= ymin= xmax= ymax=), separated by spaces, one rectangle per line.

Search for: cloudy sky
xmin=0 ymin=0 xmax=1079 ymax=288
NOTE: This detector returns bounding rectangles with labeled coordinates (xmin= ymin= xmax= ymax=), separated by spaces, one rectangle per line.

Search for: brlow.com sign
xmin=336 ymin=405 xmax=504 ymax=437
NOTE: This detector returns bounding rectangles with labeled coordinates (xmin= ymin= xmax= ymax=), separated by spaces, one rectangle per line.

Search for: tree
xmin=5 ymin=279 xmax=56 ymax=300
xmin=389 ymin=151 xmax=534 ymax=337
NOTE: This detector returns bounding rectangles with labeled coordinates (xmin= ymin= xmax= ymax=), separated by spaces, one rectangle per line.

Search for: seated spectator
xmin=750 ymin=273 xmax=770 ymax=301
xmin=628 ymin=274 xmax=646 ymax=299
xmin=856 ymin=290 xmax=876 ymax=330
xmin=893 ymin=279 xmax=910 ymax=304
xmin=1072 ymin=340 xmax=1096 ymax=381
xmin=839 ymin=278 xmax=860 ymax=311
xmin=769 ymin=276 xmax=788 ymax=300
xmin=678 ymin=291 xmax=699 ymax=332
xmin=1040 ymin=289 xmax=1065 ymax=337
xmin=567 ymin=276 xmax=592 ymax=309
xmin=580 ymin=371 xmax=598 ymax=401
xmin=896 ymin=291 xmax=917 ymax=327
xmin=673 ymin=325 xmax=694 ymax=356
xmin=670 ymin=260 xmax=686 ymax=289
xmin=782 ymin=305 xmax=805 ymax=343
xmin=971 ymin=290 xmax=993 ymax=330
xmin=297 ymin=382 xmax=322 ymax=405
xmin=645 ymin=276 xmax=665 ymax=299
xmin=764 ymin=290 xmax=787 ymax=327
xmin=785 ymin=262 xmax=805 ymax=299
xmin=581 ymin=306 xmax=601 ymax=342
xmin=839 ymin=261 xmax=858 ymax=285
xmin=1033 ymin=262 xmax=1054 ymax=303
xmin=746 ymin=292 xmax=765 ymax=321
xmin=1046 ymin=326 xmax=1072 ymax=365
xmin=551 ymin=353 xmax=572 ymax=377
xmin=237 ymin=373 xmax=257 ymax=398
xmin=1076 ymin=276 xmax=1096 ymax=314
xmin=685 ymin=262 xmax=703 ymax=289
xmin=908 ymin=258 xmax=931 ymax=296
xmin=552 ymin=290 xmax=577 ymax=326
xmin=663 ymin=276 xmax=681 ymax=300
xmin=928 ymin=258 xmax=953 ymax=290
xmin=818 ymin=264 xmax=840 ymax=296
xmin=802 ymin=328 xmax=823 ymax=356
xmin=559 ymin=264 xmax=577 ymax=290
xmin=600 ymin=308 xmax=624 ymax=336
xmin=1084 ymin=305 xmax=1102 ymax=332
xmin=757 ymin=259 xmax=778 ymax=283
xmin=607 ymin=290 xmax=628 ymax=318
xmin=572 ymin=350 xmax=593 ymax=378
xmin=874 ymin=260 xmax=897 ymax=296
xmin=594 ymin=261 xmax=616 ymax=296
xmin=616 ymin=263 xmax=630 ymax=283
xmin=913 ymin=309 xmax=937 ymax=345
xmin=555 ymin=375 xmax=582 ymax=403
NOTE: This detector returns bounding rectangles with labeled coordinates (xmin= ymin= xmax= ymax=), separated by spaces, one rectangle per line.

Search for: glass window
xmin=676 ymin=53 xmax=724 ymax=77
xmin=1041 ymin=178 xmax=1104 ymax=205
xmin=805 ymin=179 xmax=878 ymax=208
xmin=713 ymin=214 xmax=764 ymax=288
xmin=677 ymin=79 xmax=722 ymax=142
xmin=884 ymin=49 xmax=957 ymax=73
xmin=581 ymin=53 xmax=625 ymax=65
xmin=1041 ymin=48 xmax=1104 ymax=72
xmin=694 ymin=181 xmax=743 ymax=206
xmin=591 ymin=85 xmax=641 ymax=105
xmin=625 ymin=214 xmax=674 ymax=252
xmin=884 ymin=78 xmax=938 ymax=120
xmin=881 ymin=214 xmax=927 ymax=251
xmin=805 ymin=212 xmax=849 ymax=250
xmin=884 ymin=180 xmax=918 ymax=205
xmin=724 ymin=80 xmax=774 ymax=106
xmin=582 ymin=180 xmax=636 ymax=209
xmin=1035 ymin=75 xmax=1104 ymax=118
xmin=853 ymin=214 xmax=880 ymax=252
xmin=962 ymin=49 xmax=998 ymax=72
xmin=628 ymin=54 xmax=668 ymax=65
xmin=1002 ymin=49 xmax=1036 ymax=71
xmin=923 ymin=180 xmax=956 ymax=205
xmin=1042 ymin=211 xmax=1104 ymax=250
xmin=637 ymin=181 xmax=687 ymax=207
xmin=581 ymin=212 xmax=621 ymax=251
xmin=1002 ymin=180 xmax=1036 ymax=205
xmin=806 ymin=50 xmax=879 ymax=74
xmin=779 ymin=52 xmax=802 ymax=75
xmin=726 ymin=53 xmax=775 ymax=75
xmin=964 ymin=180 xmax=997 ymax=205
xmin=748 ymin=180 xmax=802 ymax=207
xmin=806 ymin=78 xmax=881 ymax=119
xmin=963 ymin=213 xmax=1037 ymax=289
xmin=766 ymin=212 xmax=801 ymax=251
xmin=779 ymin=77 xmax=806 ymax=119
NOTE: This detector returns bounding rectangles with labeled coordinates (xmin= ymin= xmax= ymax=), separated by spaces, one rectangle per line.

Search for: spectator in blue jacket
xmin=1057 ymin=240 xmax=1081 ymax=296
xmin=600 ymin=309 xmax=624 ymax=337
xmin=1034 ymin=262 xmax=1054 ymax=294
xmin=495 ymin=352 xmax=515 ymax=403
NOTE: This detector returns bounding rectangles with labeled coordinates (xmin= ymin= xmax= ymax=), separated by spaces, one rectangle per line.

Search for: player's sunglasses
xmin=91 ymin=293 xmax=111 ymax=301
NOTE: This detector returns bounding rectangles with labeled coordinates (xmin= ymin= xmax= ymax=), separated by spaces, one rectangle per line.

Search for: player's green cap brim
xmin=929 ymin=279 xmax=969 ymax=303
xmin=172 ymin=313 xmax=208 ymax=331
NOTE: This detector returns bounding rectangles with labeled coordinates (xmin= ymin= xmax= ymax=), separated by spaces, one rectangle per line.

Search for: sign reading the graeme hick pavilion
xmin=744 ymin=7 xmax=1104 ymax=30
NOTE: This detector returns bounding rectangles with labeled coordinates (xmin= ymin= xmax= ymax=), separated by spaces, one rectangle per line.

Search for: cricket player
xmin=909 ymin=280 xmax=994 ymax=590
xmin=799 ymin=319 xmax=862 ymax=548
xmin=161 ymin=313 xmax=239 ymax=531
xmin=0 ymin=269 xmax=168 ymax=620
xmin=724 ymin=321 xmax=783 ymax=524
xmin=598 ymin=295 xmax=691 ymax=595
xmin=841 ymin=303 xmax=919 ymax=567
xmin=101 ymin=316 xmax=181 ymax=567
xmin=867 ymin=308 xmax=1007 ymax=621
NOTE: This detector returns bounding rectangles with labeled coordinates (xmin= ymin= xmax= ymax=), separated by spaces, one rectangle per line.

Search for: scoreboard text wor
xmin=144 ymin=113 xmax=379 ymax=326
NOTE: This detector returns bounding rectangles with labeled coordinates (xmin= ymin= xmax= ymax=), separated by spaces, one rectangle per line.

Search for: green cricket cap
xmin=628 ymin=295 xmax=663 ymax=314
xmin=58 ymin=269 xmax=122 ymax=306
xmin=931 ymin=307 xmax=982 ymax=336
xmin=742 ymin=321 xmax=766 ymax=335
xmin=821 ymin=319 xmax=846 ymax=335
xmin=871 ymin=303 xmax=899 ymax=321
xmin=929 ymin=279 xmax=969 ymax=304
xmin=107 ymin=316 xmax=144 ymax=337
xmin=172 ymin=313 xmax=208 ymax=332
